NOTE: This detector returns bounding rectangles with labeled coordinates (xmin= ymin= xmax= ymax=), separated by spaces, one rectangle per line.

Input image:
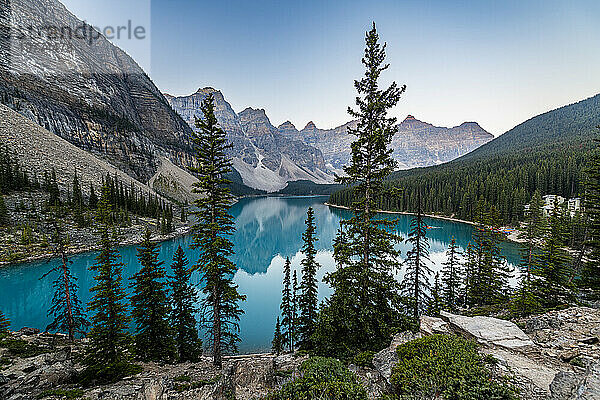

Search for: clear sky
xmin=60 ymin=0 xmax=600 ymax=136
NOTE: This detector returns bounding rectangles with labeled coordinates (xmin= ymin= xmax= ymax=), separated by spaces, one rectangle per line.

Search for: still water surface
xmin=0 ymin=196 xmax=521 ymax=353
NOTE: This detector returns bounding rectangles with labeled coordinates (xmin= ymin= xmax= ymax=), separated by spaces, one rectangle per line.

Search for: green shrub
xmin=173 ymin=374 xmax=192 ymax=382
xmin=265 ymin=357 xmax=367 ymax=400
xmin=78 ymin=361 xmax=142 ymax=386
xmin=352 ymin=351 xmax=375 ymax=368
xmin=390 ymin=334 xmax=517 ymax=400
xmin=0 ymin=338 xmax=50 ymax=358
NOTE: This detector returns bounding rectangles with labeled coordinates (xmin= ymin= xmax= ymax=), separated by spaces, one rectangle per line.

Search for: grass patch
xmin=174 ymin=375 xmax=221 ymax=392
xmin=36 ymin=389 xmax=84 ymax=399
xmin=0 ymin=338 xmax=50 ymax=358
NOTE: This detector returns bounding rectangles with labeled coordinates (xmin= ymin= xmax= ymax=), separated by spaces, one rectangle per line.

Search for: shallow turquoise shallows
xmin=0 ymin=196 xmax=521 ymax=353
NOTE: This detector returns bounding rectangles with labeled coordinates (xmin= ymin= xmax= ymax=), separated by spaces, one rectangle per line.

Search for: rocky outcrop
xmin=278 ymin=115 xmax=494 ymax=171
xmin=0 ymin=0 xmax=194 ymax=182
xmin=439 ymin=311 xmax=535 ymax=350
xmin=359 ymin=308 xmax=600 ymax=400
xmin=167 ymin=88 xmax=335 ymax=192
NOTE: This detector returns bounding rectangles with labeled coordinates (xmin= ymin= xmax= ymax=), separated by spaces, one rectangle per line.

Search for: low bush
xmin=0 ymin=338 xmax=50 ymax=358
xmin=390 ymin=334 xmax=517 ymax=400
xmin=265 ymin=357 xmax=367 ymax=400
xmin=352 ymin=351 xmax=375 ymax=368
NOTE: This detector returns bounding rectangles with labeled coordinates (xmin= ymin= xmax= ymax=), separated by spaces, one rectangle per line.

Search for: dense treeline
xmin=330 ymin=93 xmax=600 ymax=225
xmin=0 ymin=146 xmax=36 ymax=194
xmin=330 ymin=145 xmax=588 ymax=225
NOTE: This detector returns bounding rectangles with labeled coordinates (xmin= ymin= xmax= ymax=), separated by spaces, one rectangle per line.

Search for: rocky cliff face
xmin=279 ymin=115 xmax=494 ymax=171
xmin=167 ymin=89 xmax=334 ymax=192
xmin=0 ymin=0 xmax=194 ymax=182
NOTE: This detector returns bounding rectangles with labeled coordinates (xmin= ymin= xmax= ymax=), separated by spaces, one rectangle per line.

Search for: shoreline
xmin=0 ymin=225 xmax=192 ymax=268
xmin=324 ymin=202 xmax=526 ymax=244
xmin=324 ymin=202 xmax=478 ymax=226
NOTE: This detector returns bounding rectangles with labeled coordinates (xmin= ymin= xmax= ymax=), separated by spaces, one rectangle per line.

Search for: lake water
xmin=0 ymin=196 xmax=522 ymax=353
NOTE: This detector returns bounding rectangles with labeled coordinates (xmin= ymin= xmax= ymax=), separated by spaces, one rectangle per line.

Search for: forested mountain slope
xmin=330 ymin=93 xmax=600 ymax=225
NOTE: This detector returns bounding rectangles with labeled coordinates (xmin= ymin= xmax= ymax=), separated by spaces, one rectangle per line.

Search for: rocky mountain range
xmin=168 ymin=89 xmax=493 ymax=191
xmin=166 ymin=89 xmax=334 ymax=192
xmin=0 ymin=0 xmax=493 ymax=195
xmin=279 ymin=115 xmax=493 ymax=171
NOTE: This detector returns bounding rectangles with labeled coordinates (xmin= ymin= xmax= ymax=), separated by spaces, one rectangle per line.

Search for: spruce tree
xmin=84 ymin=188 xmax=135 ymax=381
xmin=292 ymin=270 xmax=299 ymax=349
xmin=463 ymin=241 xmax=477 ymax=307
xmin=130 ymin=229 xmax=175 ymax=362
xmin=519 ymin=191 xmax=545 ymax=281
xmin=0 ymin=195 xmax=9 ymax=226
xmin=582 ymin=131 xmax=600 ymax=298
xmin=280 ymin=257 xmax=294 ymax=352
xmin=0 ymin=311 xmax=9 ymax=333
xmin=315 ymin=23 xmax=407 ymax=359
xmin=512 ymin=191 xmax=545 ymax=315
xmin=71 ymin=173 xmax=83 ymax=209
xmin=441 ymin=236 xmax=462 ymax=312
xmin=427 ymin=273 xmax=442 ymax=317
xmin=170 ymin=245 xmax=202 ymax=362
xmin=298 ymin=207 xmax=320 ymax=351
xmin=532 ymin=201 xmax=574 ymax=308
xmin=88 ymin=184 xmax=98 ymax=209
xmin=467 ymin=202 xmax=511 ymax=307
xmin=272 ymin=317 xmax=283 ymax=355
xmin=402 ymin=194 xmax=432 ymax=321
xmin=43 ymin=207 xmax=89 ymax=340
xmin=190 ymin=94 xmax=246 ymax=368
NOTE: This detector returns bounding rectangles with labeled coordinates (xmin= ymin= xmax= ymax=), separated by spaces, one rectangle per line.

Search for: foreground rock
xmin=1 ymin=307 xmax=598 ymax=399
xmin=0 ymin=332 xmax=307 ymax=400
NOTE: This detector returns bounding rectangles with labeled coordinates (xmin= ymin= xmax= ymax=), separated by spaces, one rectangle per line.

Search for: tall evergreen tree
xmin=190 ymin=94 xmax=246 ymax=368
xmin=71 ymin=173 xmax=83 ymax=209
xmin=582 ymin=130 xmax=600 ymax=298
xmin=280 ymin=257 xmax=294 ymax=352
xmin=0 ymin=311 xmax=9 ymax=333
xmin=0 ymin=195 xmax=9 ymax=226
xmin=298 ymin=207 xmax=320 ymax=350
xmin=170 ymin=245 xmax=202 ymax=362
xmin=272 ymin=317 xmax=283 ymax=355
xmin=130 ymin=229 xmax=175 ymax=362
xmin=427 ymin=273 xmax=442 ymax=317
xmin=519 ymin=191 xmax=545 ymax=281
xmin=402 ymin=193 xmax=432 ymax=321
xmin=88 ymin=184 xmax=98 ymax=209
xmin=467 ymin=203 xmax=511 ymax=307
xmin=292 ymin=269 xmax=299 ymax=349
xmin=441 ymin=236 xmax=462 ymax=312
xmin=43 ymin=207 xmax=89 ymax=340
xmin=512 ymin=191 xmax=545 ymax=315
xmin=531 ymin=201 xmax=574 ymax=308
xmin=314 ymin=23 xmax=407 ymax=359
xmin=463 ymin=241 xmax=477 ymax=307
xmin=84 ymin=188 xmax=135 ymax=381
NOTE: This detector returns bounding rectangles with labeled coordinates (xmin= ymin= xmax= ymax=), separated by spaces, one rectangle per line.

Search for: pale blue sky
xmin=61 ymin=0 xmax=600 ymax=135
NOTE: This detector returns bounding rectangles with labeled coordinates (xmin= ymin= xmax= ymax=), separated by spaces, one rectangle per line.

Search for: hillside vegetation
xmin=330 ymin=94 xmax=600 ymax=225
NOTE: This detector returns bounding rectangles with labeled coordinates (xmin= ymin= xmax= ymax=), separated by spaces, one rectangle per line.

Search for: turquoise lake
xmin=0 ymin=196 xmax=522 ymax=353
